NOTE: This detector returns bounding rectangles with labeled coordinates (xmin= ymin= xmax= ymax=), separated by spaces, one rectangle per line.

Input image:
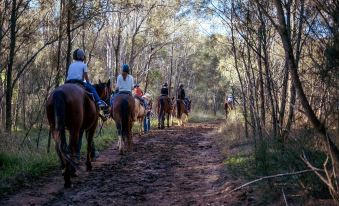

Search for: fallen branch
xmin=282 ymin=189 xmax=288 ymax=206
xmin=231 ymin=169 xmax=323 ymax=192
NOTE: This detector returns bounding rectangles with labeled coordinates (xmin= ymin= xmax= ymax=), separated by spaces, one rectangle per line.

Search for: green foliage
xmin=0 ymin=121 xmax=119 ymax=197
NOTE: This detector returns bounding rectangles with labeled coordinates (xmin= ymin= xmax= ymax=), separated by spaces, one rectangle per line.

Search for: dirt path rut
xmin=1 ymin=121 xmax=246 ymax=206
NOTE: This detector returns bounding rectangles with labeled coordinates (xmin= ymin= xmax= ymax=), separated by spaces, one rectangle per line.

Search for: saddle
xmin=134 ymin=95 xmax=146 ymax=108
xmin=65 ymin=80 xmax=95 ymax=102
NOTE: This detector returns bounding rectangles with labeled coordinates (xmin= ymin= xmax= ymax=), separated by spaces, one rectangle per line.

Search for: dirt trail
xmin=0 ymin=121 xmax=248 ymax=206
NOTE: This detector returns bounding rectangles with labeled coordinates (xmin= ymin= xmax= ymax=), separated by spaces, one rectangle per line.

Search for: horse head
xmin=95 ymin=79 xmax=112 ymax=105
xmin=186 ymin=99 xmax=192 ymax=112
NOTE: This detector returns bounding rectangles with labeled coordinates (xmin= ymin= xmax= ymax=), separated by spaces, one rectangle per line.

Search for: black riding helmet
xmin=73 ymin=49 xmax=85 ymax=61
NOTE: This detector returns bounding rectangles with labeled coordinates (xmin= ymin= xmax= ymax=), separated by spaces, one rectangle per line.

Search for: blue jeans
xmin=144 ymin=116 xmax=151 ymax=132
xmin=84 ymin=82 xmax=101 ymax=103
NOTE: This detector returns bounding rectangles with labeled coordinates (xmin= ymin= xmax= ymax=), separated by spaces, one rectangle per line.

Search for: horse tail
xmin=120 ymin=98 xmax=131 ymax=137
xmin=53 ymin=91 xmax=77 ymax=168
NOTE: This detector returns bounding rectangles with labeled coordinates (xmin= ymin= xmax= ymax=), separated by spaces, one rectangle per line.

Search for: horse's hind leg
xmin=167 ymin=113 xmax=170 ymax=128
xmin=85 ymin=125 xmax=96 ymax=171
xmin=64 ymin=162 xmax=72 ymax=188
xmin=116 ymin=123 xmax=124 ymax=155
xmin=158 ymin=113 xmax=162 ymax=129
xmin=127 ymin=121 xmax=133 ymax=152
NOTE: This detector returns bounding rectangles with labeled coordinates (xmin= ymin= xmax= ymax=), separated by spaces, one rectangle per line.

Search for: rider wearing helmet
xmin=134 ymin=83 xmax=147 ymax=108
xmin=66 ymin=48 xmax=107 ymax=108
xmin=160 ymin=82 xmax=169 ymax=96
xmin=177 ymin=83 xmax=190 ymax=109
xmin=134 ymin=84 xmax=144 ymax=97
xmin=177 ymin=84 xmax=185 ymax=100
xmin=116 ymin=64 xmax=134 ymax=95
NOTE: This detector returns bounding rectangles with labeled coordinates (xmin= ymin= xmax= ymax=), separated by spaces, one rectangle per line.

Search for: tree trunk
xmin=5 ymin=0 xmax=17 ymax=132
xmin=274 ymin=0 xmax=339 ymax=169
xmin=231 ymin=0 xmax=248 ymax=138
xmin=65 ymin=0 xmax=73 ymax=78
xmin=55 ymin=0 xmax=64 ymax=87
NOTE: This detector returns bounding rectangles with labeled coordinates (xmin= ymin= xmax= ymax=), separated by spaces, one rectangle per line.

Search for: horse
xmin=134 ymin=96 xmax=147 ymax=134
xmin=224 ymin=102 xmax=229 ymax=119
xmin=157 ymin=96 xmax=175 ymax=129
xmin=110 ymin=93 xmax=135 ymax=154
xmin=46 ymin=80 xmax=111 ymax=188
xmin=177 ymin=98 xmax=191 ymax=126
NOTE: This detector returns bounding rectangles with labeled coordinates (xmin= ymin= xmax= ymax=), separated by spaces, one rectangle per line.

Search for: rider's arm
xmin=83 ymin=64 xmax=90 ymax=83
xmin=130 ymin=76 xmax=134 ymax=91
xmin=84 ymin=72 xmax=90 ymax=83
xmin=115 ymin=75 xmax=121 ymax=90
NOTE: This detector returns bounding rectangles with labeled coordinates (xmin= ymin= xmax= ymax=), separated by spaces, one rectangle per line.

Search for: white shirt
xmin=227 ymin=96 xmax=233 ymax=102
xmin=116 ymin=74 xmax=134 ymax=92
xmin=66 ymin=61 xmax=88 ymax=81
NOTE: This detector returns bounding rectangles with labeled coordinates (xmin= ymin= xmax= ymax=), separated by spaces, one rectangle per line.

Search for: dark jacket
xmin=177 ymin=88 xmax=185 ymax=100
xmin=161 ymin=87 xmax=169 ymax=96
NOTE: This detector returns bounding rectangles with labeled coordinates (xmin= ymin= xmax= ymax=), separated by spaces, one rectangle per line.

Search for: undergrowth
xmin=0 ymin=120 xmax=119 ymax=197
xmin=219 ymin=109 xmax=333 ymax=205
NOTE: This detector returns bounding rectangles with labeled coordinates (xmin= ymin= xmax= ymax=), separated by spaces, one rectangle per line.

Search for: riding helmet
xmin=179 ymin=83 xmax=184 ymax=88
xmin=73 ymin=49 xmax=85 ymax=61
xmin=122 ymin=64 xmax=129 ymax=73
xmin=163 ymin=83 xmax=168 ymax=87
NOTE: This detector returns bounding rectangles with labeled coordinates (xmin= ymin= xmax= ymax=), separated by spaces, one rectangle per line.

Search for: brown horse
xmin=177 ymin=99 xmax=191 ymax=126
xmin=111 ymin=93 xmax=135 ymax=154
xmin=157 ymin=96 xmax=174 ymax=129
xmin=46 ymin=80 xmax=111 ymax=188
xmin=224 ymin=102 xmax=229 ymax=119
xmin=134 ymin=97 xmax=146 ymax=133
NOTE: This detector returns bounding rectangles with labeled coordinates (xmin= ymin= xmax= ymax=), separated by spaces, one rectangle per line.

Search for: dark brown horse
xmin=157 ymin=96 xmax=174 ymax=129
xmin=224 ymin=102 xmax=229 ymax=119
xmin=46 ymin=80 xmax=111 ymax=188
xmin=110 ymin=93 xmax=135 ymax=154
xmin=177 ymin=99 xmax=191 ymax=126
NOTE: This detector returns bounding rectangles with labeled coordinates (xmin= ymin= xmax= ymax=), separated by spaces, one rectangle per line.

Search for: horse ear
xmin=99 ymin=79 xmax=102 ymax=84
xmin=107 ymin=79 xmax=111 ymax=87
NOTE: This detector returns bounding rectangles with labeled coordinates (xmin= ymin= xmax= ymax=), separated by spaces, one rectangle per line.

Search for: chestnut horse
xmin=111 ymin=93 xmax=135 ymax=154
xmin=46 ymin=80 xmax=111 ymax=188
xmin=157 ymin=96 xmax=174 ymax=129
xmin=134 ymin=97 xmax=146 ymax=133
xmin=177 ymin=99 xmax=191 ymax=126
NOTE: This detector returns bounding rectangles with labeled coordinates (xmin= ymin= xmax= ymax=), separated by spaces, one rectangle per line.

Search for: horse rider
xmin=160 ymin=82 xmax=169 ymax=96
xmin=115 ymin=64 xmax=134 ymax=94
xmin=134 ymin=84 xmax=147 ymax=108
xmin=65 ymin=49 xmax=106 ymax=160
xmin=227 ymin=94 xmax=234 ymax=109
xmin=65 ymin=49 xmax=108 ymax=109
xmin=177 ymin=83 xmax=189 ymax=108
